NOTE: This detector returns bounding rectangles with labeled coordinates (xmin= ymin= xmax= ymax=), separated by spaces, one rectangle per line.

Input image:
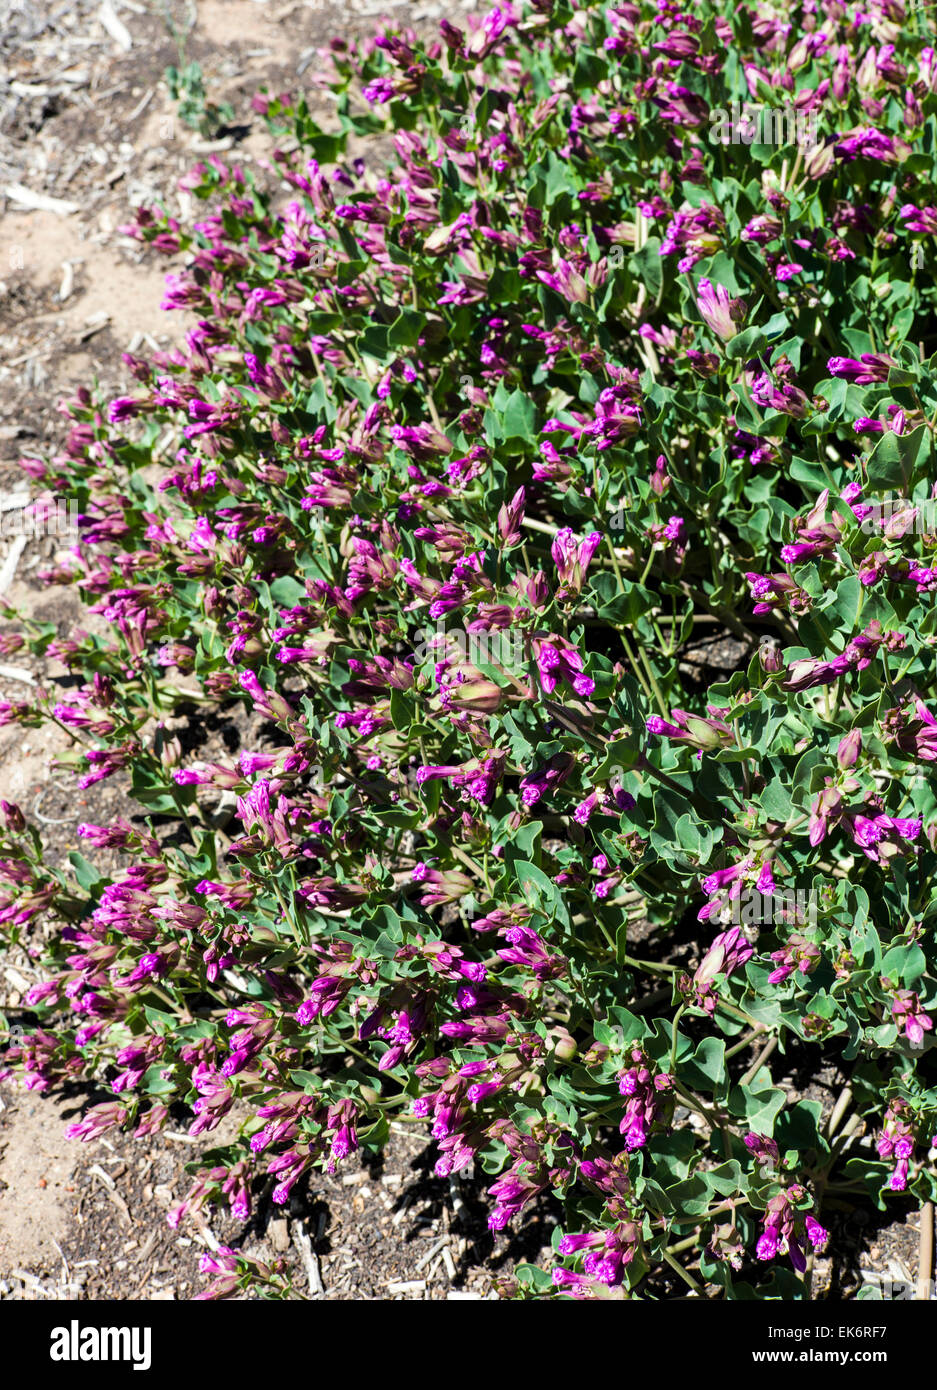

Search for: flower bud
xmin=803 ymin=139 xmax=835 ymax=179
xmin=0 ymin=800 xmax=25 ymax=833
xmin=681 ymin=713 xmax=730 ymax=750
xmin=695 ymin=939 xmax=727 ymax=986
xmin=238 ymin=637 xmax=266 ymax=665
xmin=650 ymin=455 xmax=671 ymax=496
xmin=883 ymin=504 xmax=917 ymax=540
xmin=836 ymin=729 xmax=862 ymax=769
xmin=759 ymin=641 xmax=783 ymax=673
xmin=551 ymin=1027 xmax=577 ymax=1062
xmin=158 ymin=734 xmax=183 ymax=769
xmin=203 ymin=585 xmax=224 ymax=619
xmin=443 ymin=679 xmax=504 ymax=714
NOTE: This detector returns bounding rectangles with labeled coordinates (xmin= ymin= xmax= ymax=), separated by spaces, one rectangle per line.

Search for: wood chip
xmin=12 ymin=1269 xmax=54 ymax=1296
xmin=188 ymin=136 xmax=234 ymax=154
xmin=192 ymin=1222 xmax=219 ymax=1252
xmin=268 ymin=1217 xmax=291 ymax=1253
xmin=0 ymin=664 xmax=35 ymax=685
xmin=387 ymin=1279 xmax=426 ymax=1295
xmin=102 ymin=1186 xmax=133 ymax=1226
xmin=293 ymin=1226 xmax=324 ymax=1297
xmin=0 ymin=536 xmax=27 ymax=594
xmin=415 ymin=1236 xmax=448 ymax=1272
xmin=448 ymin=1174 xmax=469 ymax=1223
xmin=99 ymin=1 xmax=132 ymax=50
xmin=391 ymin=1197 xmax=413 ymax=1227
xmin=4 ymin=184 xmax=80 ymax=216
xmin=58 ymin=261 xmax=75 ymax=302
xmin=89 ymin=1162 xmax=116 ymax=1190
xmin=51 ymin=1237 xmax=69 ymax=1281
xmin=4 ymin=348 xmax=48 ymax=368
xmin=126 ymin=88 xmax=154 ymax=122
xmin=75 ymin=311 xmax=110 ymax=342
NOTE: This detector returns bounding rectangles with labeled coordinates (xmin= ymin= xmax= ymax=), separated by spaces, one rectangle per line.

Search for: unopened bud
xmin=0 ymin=800 xmax=25 ymax=833
xmin=883 ymin=504 xmax=917 ymax=540
xmin=803 ymin=139 xmax=835 ymax=179
xmin=443 ymin=679 xmax=504 ymax=714
xmin=759 ymin=642 xmax=783 ymax=674
xmin=203 ymin=585 xmax=224 ymax=619
xmin=551 ymin=1027 xmax=577 ymax=1062
xmin=836 ymin=729 xmax=862 ymax=769
xmin=682 ymin=714 xmax=730 ymax=750
xmin=650 ymin=455 xmax=671 ymax=497
xmin=158 ymin=733 xmax=183 ymax=769
xmin=238 ymin=637 xmax=265 ymax=664
xmin=695 ymin=941 xmax=727 ymax=986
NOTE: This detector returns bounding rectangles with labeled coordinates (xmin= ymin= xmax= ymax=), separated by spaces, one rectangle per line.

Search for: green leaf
xmin=387 ymin=309 xmax=424 ymax=348
xmin=867 ymin=424 xmax=929 ymax=490
xmin=67 ymin=851 xmax=104 ymax=893
xmin=500 ymin=388 xmax=539 ymax=443
xmin=881 ymin=942 xmax=926 ymax=988
xmin=681 ymin=1037 xmax=727 ymax=1094
xmin=665 ymin=1162 xmax=743 ymax=1216
xmin=726 ymin=325 xmax=768 ymax=361
xmin=728 ymin=1076 xmax=786 ymax=1132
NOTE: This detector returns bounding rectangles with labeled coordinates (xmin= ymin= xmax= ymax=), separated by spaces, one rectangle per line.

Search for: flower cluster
xmin=2 ymin=0 xmax=937 ymax=1304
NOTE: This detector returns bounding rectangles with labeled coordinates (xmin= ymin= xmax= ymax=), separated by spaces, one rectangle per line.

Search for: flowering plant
xmin=4 ymin=0 xmax=937 ymax=1300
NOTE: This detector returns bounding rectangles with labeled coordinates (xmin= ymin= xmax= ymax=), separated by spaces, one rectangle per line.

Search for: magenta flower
xmin=768 ymin=936 xmax=821 ymax=985
xmin=617 ymin=1049 xmax=673 ymax=1150
xmin=891 ymin=990 xmax=933 ymax=1047
xmin=533 ymin=635 xmax=594 ymax=697
xmin=647 ymin=705 xmax=733 ymax=751
xmin=551 ymin=527 xmax=603 ymax=595
xmin=689 ymin=927 xmax=755 ymax=1014
xmin=826 ymin=352 xmax=896 ymax=384
xmin=695 ymin=277 xmax=747 ymax=340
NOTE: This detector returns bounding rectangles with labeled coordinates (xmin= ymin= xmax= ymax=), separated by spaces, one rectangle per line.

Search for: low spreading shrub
xmin=3 ymin=0 xmax=937 ymax=1300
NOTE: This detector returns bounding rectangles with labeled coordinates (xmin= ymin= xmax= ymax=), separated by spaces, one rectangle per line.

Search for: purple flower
xmin=695 ymin=277 xmax=747 ymax=340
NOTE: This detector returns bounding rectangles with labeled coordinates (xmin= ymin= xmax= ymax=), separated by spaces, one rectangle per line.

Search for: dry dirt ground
xmin=0 ymin=0 xmax=926 ymax=1304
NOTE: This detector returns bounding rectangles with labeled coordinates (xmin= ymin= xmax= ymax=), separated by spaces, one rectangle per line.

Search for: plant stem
xmin=825 ymin=1084 xmax=853 ymax=1140
xmin=724 ymin=1026 xmax=766 ymax=1060
xmin=669 ymin=1002 xmax=687 ymax=1071
xmin=621 ymin=953 xmax=678 ymax=976
xmin=660 ymin=1249 xmax=704 ymax=1295
xmin=739 ymin=1035 xmax=778 ymax=1087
